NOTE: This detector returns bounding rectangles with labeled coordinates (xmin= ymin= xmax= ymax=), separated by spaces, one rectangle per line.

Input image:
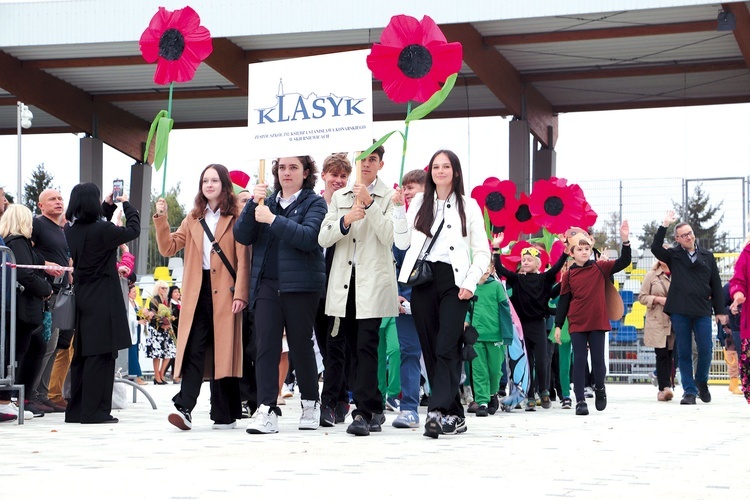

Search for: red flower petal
xmin=418 ymin=16 xmax=448 ymax=45
xmin=380 ymin=15 xmax=423 ymax=47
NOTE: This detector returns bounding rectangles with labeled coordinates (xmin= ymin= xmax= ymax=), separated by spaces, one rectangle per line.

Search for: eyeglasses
xmin=676 ymin=231 xmax=694 ymax=239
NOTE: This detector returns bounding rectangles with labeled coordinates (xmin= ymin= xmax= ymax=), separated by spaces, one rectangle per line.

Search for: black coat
xmin=234 ymin=188 xmax=327 ymax=307
xmin=651 ymin=225 xmax=725 ymax=317
xmin=4 ymin=234 xmax=52 ymax=326
xmin=65 ymin=202 xmax=140 ymax=357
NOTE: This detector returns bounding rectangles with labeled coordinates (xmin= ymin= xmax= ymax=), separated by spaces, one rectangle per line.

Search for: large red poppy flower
xmin=140 ymin=6 xmax=213 ymax=85
xmin=529 ymin=177 xmax=585 ymax=234
xmin=471 ymin=178 xmax=520 ymax=245
xmin=366 ymin=15 xmax=463 ymax=103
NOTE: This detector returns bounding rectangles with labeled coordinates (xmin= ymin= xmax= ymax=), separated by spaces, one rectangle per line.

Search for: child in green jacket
xmin=465 ymin=263 xmax=512 ymax=416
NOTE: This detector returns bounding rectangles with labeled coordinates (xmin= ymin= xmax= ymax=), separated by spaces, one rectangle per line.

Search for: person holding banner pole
xmin=156 ymin=164 xmax=249 ymax=431
xmin=235 ymin=156 xmax=327 ymax=434
xmin=318 ymin=145 xmax=399 ymax=437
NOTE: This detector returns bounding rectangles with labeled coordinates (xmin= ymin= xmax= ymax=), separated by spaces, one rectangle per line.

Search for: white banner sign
xmin=248 ymin=49 xmax=373 ymax=159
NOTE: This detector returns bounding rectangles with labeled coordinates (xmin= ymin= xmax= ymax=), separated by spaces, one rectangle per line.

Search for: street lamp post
xmin=17 ymin=101 xmax=33 ymax=205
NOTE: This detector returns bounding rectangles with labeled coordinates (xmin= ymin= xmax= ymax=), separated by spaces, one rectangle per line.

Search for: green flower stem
xmin=161 ymin=82 xmax=174 ymax=197
xmin=399 ymin=101 xmax=412 ymax=184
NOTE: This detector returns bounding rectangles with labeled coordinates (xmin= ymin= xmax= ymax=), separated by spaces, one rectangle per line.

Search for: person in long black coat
xmin=64 ymin=183 xmax=139 ymax=424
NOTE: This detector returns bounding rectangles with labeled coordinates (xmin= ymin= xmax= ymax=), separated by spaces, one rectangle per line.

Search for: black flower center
xmin=516 ymin=204 xmax=532 ymax=222
xmin=543 ymin=196 xmax=564 ymax=217
xmin=492 ymin=224 xmax=506 ymax=233
xmin=158 ymin=28 xmax=185 ymax=61
xmin=398 ymin=44 xmax=433 ymax=79
xmin=485 ymin=191 xmax=506 ymax=212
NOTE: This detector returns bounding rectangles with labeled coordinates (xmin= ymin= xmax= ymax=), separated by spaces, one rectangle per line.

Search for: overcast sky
xmin=2 ymin=103 xmax=748 ymax=240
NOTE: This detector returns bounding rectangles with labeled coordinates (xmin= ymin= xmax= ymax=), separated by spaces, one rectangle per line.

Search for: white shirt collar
xmin=276 ymin=189 xmax=302 ymax=209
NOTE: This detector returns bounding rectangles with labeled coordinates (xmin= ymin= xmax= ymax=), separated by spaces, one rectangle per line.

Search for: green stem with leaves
xmin=161 ymin=82 xmax=174 ymax=197
xmin=399 ymin=101 xmax=412 ymax=184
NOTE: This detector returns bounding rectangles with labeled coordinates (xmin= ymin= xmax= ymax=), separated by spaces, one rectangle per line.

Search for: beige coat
xmin=154 ymin=213 xmax=250 ymax=379
xmin=639 ymin=267 xmax=674 ymax=349
xmin=318 ymin=178 xmax=399 ymax=319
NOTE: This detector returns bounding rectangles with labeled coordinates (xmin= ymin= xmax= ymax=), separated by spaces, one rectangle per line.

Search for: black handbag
xmin=52 ymin=285 xmax=76 ymax=331
xmin=404 ymin=219 xmax=445 ymax=287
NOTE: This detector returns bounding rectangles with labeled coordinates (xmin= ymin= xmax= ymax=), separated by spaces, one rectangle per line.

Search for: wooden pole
xmin=354 ymin=151 xmax=363 ymax=206
xmin=258 ymin=158 xmax=265 ymax=206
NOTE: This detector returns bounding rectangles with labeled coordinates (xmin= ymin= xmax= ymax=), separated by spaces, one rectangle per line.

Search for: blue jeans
xmin=396 ymin=313 xmax=421 ymax=413
xmin=128 ymin=325 xmax=142 ymax=377
xmin=671 ymin=314 xmax=713 ymax=396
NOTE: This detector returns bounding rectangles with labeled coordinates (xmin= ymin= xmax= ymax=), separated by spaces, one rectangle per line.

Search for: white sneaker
xmin=212 ymin=421 xmax=237 ymax=430
xmin=281 ymin=384 xmax=294 ymax=398
xmin=245 ymin=404 xmax=279 ymax=434
xmin=299 ymin=399 xmax=320 ymax=430
xmin=0 ymin=402 xmax=33 ymax=420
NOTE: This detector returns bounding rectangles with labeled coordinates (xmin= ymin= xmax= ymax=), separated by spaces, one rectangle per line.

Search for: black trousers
xmin=254 ymin=279 xmax=320 ymax=407
xmin=65 ymin=351 xmax=115 ymax=423
xmin=654 ymin=346 xmax=674 ymax=390
xmin=522 ymin=318 xmax=548 ymax=397
xmin=411 ymin=262 xmax=469 ymax=418
xmin=173 ymin=270 xmax=241 ymax=424
xmin=571 ymin=330 xmax=606 ymax=402
xmin=547 ymin=341 xmax=563 ymax=397
xmin=321 ymin=274 xmax=382 ymax=420
xmin=238 ymin=308 xmax=257 ymax=413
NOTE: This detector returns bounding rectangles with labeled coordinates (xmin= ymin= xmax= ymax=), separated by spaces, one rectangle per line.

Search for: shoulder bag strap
xmin=198 ymin=217 xmax=236 ymax=281
xmin=421 ymin=219 xmax=445 ymax=259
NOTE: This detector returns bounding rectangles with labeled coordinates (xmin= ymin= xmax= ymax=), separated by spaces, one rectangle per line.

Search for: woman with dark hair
xmin=64 ymin=182 xmax=139 ymax=424
xmin=394 ymin=149 xmax=490 ymax=438
xmin=234 ymin=156 xmax=327 ymax=434
xmin=155 ymin=164 xmax=249 ymax=431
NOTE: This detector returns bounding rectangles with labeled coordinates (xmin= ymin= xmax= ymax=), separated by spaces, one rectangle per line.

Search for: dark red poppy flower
xmin=140 ymin=6 xmax=213 ymax=85
xmin=366 ymin=15 xmax=463 ymax=103
xmin=529 ymin=177 xmax=585 ymax=234
xmin=471 ymin=178 xmax=520 ymax=244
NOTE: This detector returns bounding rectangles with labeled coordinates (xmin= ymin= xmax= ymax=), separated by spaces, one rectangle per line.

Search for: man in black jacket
xmin=651 ymin=209 xmax=728 ymax=405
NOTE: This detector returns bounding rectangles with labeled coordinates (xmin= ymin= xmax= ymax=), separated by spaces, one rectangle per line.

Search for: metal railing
xmin=1 ymin=246 xmax=25 ymax=424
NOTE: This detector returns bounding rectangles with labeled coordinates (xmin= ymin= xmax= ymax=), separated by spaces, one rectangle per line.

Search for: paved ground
xmin=3 ymin=382 xmax=749 ymax=498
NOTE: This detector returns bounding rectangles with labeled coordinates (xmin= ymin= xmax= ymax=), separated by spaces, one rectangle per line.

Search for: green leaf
xmin=541 ymin=227 xmax=557 ymax=252
xmin=152 ymin=116 xmax=174 ymax=171
xmin=144 ymin=110 xmax=168 ymax=165
xmin=405 ymin=73 xmax=458 ymax=124
xmin=355 ymin=130 xmax=406 ymax=161
xmin=483 ymin=207 xmax=492 ymax=241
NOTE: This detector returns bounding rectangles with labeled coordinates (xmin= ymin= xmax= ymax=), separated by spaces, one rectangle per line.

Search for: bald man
xmin=27 ymin=189 xmax=71 ymax=414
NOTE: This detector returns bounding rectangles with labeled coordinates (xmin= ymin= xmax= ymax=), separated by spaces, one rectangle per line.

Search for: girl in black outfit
xmin=493 ymin=234 xmax=567 ymax=410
